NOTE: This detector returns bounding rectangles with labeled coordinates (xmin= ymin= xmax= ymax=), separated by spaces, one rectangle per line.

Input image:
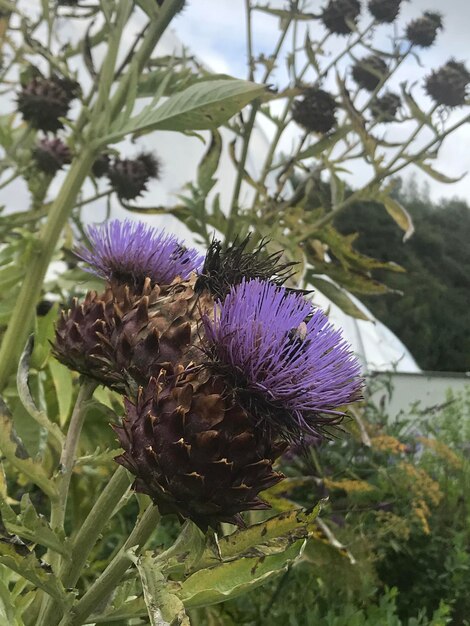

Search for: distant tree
xmin=335 ymin=183 xmax=470 ymax=372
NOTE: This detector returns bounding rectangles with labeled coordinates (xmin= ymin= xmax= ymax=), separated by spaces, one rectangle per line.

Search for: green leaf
xmin=297 ymin=126 xmax=352 ymax=161
xmin=187 ymin=504 xmax=322 ymax=574
xmin=401 ymin=85 xmax=436 ymax=130
xmin=0 ymin=266 xmax=25 ymax=292
xmin=48 ymin=360 xmax=74 ymax=428
xmin=0 ymin=399 xmax=57 ymax=500
xmin=180 ymin=540 xmax=306 ymax=608
xmin=379 ymin=194 xmax=414 ymax=242
xmin=137 ymin=69 xmax=235 ymax=99
xmin=31 ymin=304 xmax=59 ymax=370
xmin=17 ymin=336 xmax=65 ymax=451
xmin=197 ymin=130 xmax=222 ymax=195
xmin=415 ymin=160 xmax=466 ymax=184
xmin=134 ymin=552 xmax=190 ymax=626
xmin=0 ymin=540 xmax=68 ymax=603
xmin=0 ymin=495 xmax=69 ymax=557
xmin=105 ymin=80 xmax=265 ymax=142
xmin=307 ymin=275 xmax=371 ymax=320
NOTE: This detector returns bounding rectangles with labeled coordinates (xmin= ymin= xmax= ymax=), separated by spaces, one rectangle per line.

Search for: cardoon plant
xmin=75 ymin=219 xmax=204 ymax=290
xmin=0 ymin=1 xmax=469 ymax=625
xmin=203 ymin=279 xmax=363 ymax=438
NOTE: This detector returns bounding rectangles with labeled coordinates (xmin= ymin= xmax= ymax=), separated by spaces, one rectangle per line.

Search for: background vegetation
xmin=336 ymin=180 xmax=470 ymax=372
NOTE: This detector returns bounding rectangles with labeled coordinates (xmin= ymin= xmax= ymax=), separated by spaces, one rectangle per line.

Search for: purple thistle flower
xmin=202 ymin=279 xmax=363 ymax=437
xmin=75 ymin=219 xmax=204 ymax=290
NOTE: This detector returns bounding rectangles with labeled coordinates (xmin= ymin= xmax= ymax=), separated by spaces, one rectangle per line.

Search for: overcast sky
xmin=174 ymin=0 xmax=470 ymax=202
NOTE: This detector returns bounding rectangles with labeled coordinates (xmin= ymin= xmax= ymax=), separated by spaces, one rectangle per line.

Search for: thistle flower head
xmin=75 ymin=219 xmax=203 ymax=291
xmin=352 ymin=55 xmax=388 ymax=91
xmin=321 ymin=0 xmax=361 ymax=35
xmin=17 ymin=76 xmax=78 ymax=132
xmin=108 ymin=153 xmax=161 ymax=200
xmin=33 ymin=137 xmax=71 ymax=174
xmin=292 ymin=87 xmax=338 ymax=134
xmin=195 ymin=236 xmax=296 ymax=300
xmin=370 ymin=91 xmax=401 ymax=122
xmin=91 ymin=153 xmax=111 ymax=178
xmin=368 ymin=0 xmax=401 ymax=23
xmin=425 ymin=59 xmax=470 ymax=107
xmin=406 ymin=12 xmax=443 ymax=48
xmin=114 ymin=375 xmax=286 ymax=529
xmin=202 ymin=279 xmax=363 ymax=438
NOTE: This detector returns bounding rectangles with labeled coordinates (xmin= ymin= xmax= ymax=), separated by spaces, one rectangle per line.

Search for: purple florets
xmin=75 ymin=219 xmax=204 ymax=290
xmin=203 ymin=279 xmax=363 ymax=436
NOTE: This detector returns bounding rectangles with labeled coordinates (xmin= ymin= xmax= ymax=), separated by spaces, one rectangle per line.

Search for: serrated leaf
xmin=134 ymin=552 xmax=189 ymax=626
xmin=401 ymin=85 xmax=436 ymax=130
xmin=307 ymin=275 xmax=371 ymax=320
xmin=379 ymin=194 xmax=414 ymax=241
xmin=0 ymin=540 xmax=67 ymax=603
xmin=0 ymin=399 xmax=57 ymax=500
xmin=105 ymin=80 xmax=265 ymax=142
xmin=415 ymin=160 xmax=466 ymax=184
xmin=297 ymin=125 xmax=351 ymax=161
xmin=0 ymin=495 xmax=69 ymax=557
xmin=180 ymin=540 xmax=305 ymax=608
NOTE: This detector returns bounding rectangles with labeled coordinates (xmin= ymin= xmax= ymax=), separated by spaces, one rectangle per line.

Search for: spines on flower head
xmin=425 ymin=60 xmax=470 ymax=108
xmin=352 ymin=55 xmax=388 ymax=91
xmin=75 ymin=219 xmax=204 ymax=291
xmin=195 ymin=235 xmax=296 ymax=300
xmin=202 ymin=279 xmax=363 ymax=439
xmin=321 ymin=0 xmax=361 ymax=36
xmin=368 ymin=0 xmax=401 ymax=23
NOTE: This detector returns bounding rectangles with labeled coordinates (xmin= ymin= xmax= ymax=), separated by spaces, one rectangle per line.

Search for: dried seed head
xmin=406 ymin=12 xmax=443 ymax=48
xmin=33 ymin=137 xmax=72 ymax=174
xmin=321 ymin=0 xmax=361 ymax=35
xmin=196 ymin=236 xmax=296 ymax=301
xmin=108 ymin=153 xmax=161 ymax=200
xmin=292 ymin=87 xmax=338 ymax=134
xmin=352 ymin=55 xmax=388 ymax=91
xmin=17 ymin=76 xmax=79 ymax=132
xmin=425 ymin=59 xmax=470 ymax=107
xmin=370 ymin=91 xmax=401 ymax=123
xmin=368 ymin=0 xmax=401 ymax=23
xmin=91 ymin=154 xmax=111 ymax=178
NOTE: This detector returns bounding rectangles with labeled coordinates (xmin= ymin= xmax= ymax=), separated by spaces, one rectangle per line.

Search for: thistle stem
xmin=63 ymin=465 xmax=131 ymax=588
xmin=60 ymin=504 xmax=161 ymax=626
xmin=39 ymin=466 xmax=132 ymax=626
xmin=0 ymin=147 xmax=96 ymax=390
xmin=56 ymin=379 xmax=97 ymax=521
xmin=224 ymin=12 xmax=293 ymax=245
xmin=36 ymin=379 xmax=97 ymax=626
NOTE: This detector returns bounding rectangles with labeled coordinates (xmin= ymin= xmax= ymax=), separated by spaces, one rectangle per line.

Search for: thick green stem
xmin=36 ymin=379 xmax=97 ymax=626
xmin=109 ymin=0 xmax=186 ymax=121
xmin=0 ymin=148 xmax=95 ymax=390
xmin=56 ymin=379 xmax=98 ymax=524
xmin=61 ymin=504 xmax=161 ymax=626
xmin=38 ymin=466 xmax=131 ymax=626
xmin=63 ymin=465 xmax=131 ymax=588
